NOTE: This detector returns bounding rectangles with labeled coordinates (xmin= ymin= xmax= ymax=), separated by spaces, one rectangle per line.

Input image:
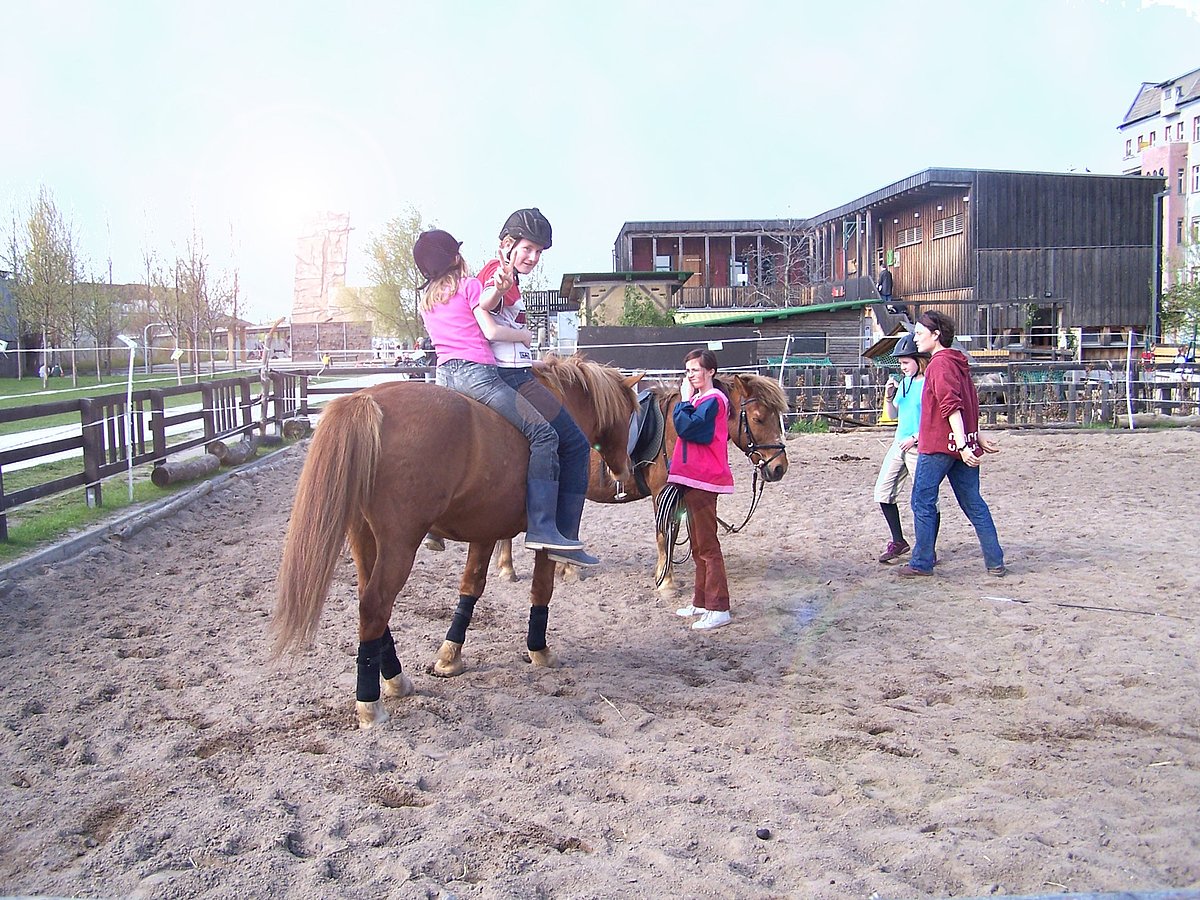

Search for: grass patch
xmin=0 ymin=460 xmax=194 ymax=564
xmin=787 ymin=417 xmax=830 ymax=434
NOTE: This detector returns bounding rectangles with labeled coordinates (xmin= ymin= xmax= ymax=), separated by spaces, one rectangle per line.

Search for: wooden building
xmin=614 ymin=168 xmax=1163 ymax=360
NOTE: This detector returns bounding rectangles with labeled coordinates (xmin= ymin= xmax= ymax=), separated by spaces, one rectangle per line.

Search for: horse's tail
xmin=272 ymin=392 xmax=383 ymax=657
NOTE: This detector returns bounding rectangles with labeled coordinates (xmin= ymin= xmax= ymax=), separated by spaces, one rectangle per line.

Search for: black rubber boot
xmin=524 ymin=479 xmax=584 ymax=551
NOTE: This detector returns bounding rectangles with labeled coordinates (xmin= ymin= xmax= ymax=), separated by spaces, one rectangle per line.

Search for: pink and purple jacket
xmin=667 ymin=387 xmax=734 ymax=494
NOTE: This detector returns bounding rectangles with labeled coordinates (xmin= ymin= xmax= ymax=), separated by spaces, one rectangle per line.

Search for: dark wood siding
xmin=974 ymin=246 xmax=1154 ymax=326
xmin=880 ymin=189 xmax=971 ymax=298
xmin=971 ymin=171 xmax=1158 ymax=249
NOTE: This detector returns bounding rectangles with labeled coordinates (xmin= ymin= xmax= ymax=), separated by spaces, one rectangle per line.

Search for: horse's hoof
xmin=560 ymin=564 xmax=582 ymax=584
xmin=431 ymin=640 xmax=465 ymax=678
xmin=656 ymin=582 xmax=678 ymax=599
xmin=356 ymin=700 xmax=389 ymax=730
xmin=528 ymin=647 xmax=560 ymax=668
xmin=382 ymin=672 xmax=415 ymax=699
xmin=497 ymin=568 xmax=518 ymax=583
xmin=423 ymin=535 xmax=445 ymax=552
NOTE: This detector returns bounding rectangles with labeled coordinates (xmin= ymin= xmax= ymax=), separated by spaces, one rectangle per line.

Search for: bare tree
xmin=741 ymin=220 xmax=821 ymax=308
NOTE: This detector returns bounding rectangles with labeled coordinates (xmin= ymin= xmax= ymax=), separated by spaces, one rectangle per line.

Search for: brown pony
xmin=272 ymin=355 xmax=640 ymax=730
xmin=495 ymin=371 xmax=790 ymax=595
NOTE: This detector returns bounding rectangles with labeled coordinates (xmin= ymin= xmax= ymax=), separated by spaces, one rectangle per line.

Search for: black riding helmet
xmin=893 ymin=332 xmax=926 ymax=360
xmin=499 ymin=208 xmax=552 ymax=250
xmin=413 ymin=229 xmax=463 ymax=290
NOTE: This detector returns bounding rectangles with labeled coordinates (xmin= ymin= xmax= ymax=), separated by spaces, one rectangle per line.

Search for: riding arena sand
xmin=0 ymin=427 xmax=1197 ymax=899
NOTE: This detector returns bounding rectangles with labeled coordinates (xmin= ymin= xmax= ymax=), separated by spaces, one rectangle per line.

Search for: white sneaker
xmin=692 ymin=610 xmax=732 ymax=631
xmin=676 ymin=605 xmax=703 ymax=617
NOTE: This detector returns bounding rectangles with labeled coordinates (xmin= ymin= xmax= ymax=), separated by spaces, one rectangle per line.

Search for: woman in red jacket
xmin=670 ymin=349 xmax=736 ymax=631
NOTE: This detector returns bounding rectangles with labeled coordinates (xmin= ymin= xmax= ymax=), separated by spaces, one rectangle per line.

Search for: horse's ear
xmin=624 ymin=372 xmax=645 ymax=387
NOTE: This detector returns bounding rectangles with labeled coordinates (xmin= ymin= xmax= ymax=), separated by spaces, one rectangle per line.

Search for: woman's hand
xmin=679 ymin=376 xmax=694 ymax=402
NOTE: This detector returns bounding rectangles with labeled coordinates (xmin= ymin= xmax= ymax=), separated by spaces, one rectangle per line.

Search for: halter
xmin=736 ymin=396 xmax=787 ymax=472
xmin=717 ymin=396 xmax=786 ymax=536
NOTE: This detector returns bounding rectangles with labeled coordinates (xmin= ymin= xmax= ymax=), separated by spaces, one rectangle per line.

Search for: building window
xmin=1150 ymin=131 xmax=1157 ymax=145
xmin=932 ymin=213 xmax=964 ymax=239
xmin=1180 ymin=169 xmax=1187 ymax=195
xmin=653 ymin=254 xmax=672 ymax=272
xmin=1194 ymin=116 xmax=1200 ymax=141
xmin=1125 ymin=138 xmax=1132 ymax=157
xmin=1138 ymin=133 xmax=1146 ymax=149
xmin=1179 ymin=218 xmax=1185 ymax=244
xmin=788 ymin=332 xmax=827 ymax=355
xmin=895 ymin=225 xmax=922 ymax=248
xmin=1193 ymin=218 xmax=1200 ymax=242
xmin=1193 ymin=165 xmax=1200 ymax=193
xmin=1178 ymin=122 xmax=1185 ymax=141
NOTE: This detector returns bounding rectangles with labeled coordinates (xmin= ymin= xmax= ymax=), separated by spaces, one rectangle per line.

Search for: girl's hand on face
xmin=679 ymin=376 xmax=693 ymax=401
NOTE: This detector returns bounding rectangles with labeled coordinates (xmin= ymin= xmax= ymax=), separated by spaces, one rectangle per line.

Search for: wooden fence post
xmin=80 ymin=397 xmax=103 ymax=508
xmin=201 ymin=383 xmax=216 ymax=442
xmin=149 ymin=390 xmax=167 ymax=462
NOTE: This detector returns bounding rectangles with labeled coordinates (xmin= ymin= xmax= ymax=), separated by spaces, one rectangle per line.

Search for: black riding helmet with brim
xmin=499 ymin=208 xmax=552 ymax=250
xmin=413 ymin=229 xmax=463 ymax=291
xmin=892 ymin=332 xmax=927 ymax=360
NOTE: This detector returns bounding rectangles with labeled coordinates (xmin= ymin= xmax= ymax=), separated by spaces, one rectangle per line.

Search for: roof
xmin=676 ymin=298 xmax=875 ymax=327
xmin=559 ymin=270 xmax=692 ymax=297
xmin=1120 ymin=66 xmax=1200 ymax=128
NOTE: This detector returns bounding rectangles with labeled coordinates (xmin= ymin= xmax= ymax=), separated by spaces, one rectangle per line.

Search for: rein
xmin=718 ymin=397 xmax=784 ymax=535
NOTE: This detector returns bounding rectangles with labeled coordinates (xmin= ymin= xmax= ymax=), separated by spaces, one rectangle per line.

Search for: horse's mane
xmin=535 ymin=354 xmax=638 ymax=432
xmin=717 ymin=372 xmax=789 ymax=418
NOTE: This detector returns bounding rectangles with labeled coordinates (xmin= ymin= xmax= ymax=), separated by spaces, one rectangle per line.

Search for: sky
xmin=2 ymin=0 xmax=1199 ymax=323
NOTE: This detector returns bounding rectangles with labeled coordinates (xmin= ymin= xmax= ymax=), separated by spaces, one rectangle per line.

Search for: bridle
xmin=736 ymin=397 xmax=786 ymax=472
xmin=716 ymin=395 xmax=786 ymax=535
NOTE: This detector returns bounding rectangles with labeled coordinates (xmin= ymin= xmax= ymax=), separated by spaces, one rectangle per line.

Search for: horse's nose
xmin=764 ymin=458 xmax=788 ymax=482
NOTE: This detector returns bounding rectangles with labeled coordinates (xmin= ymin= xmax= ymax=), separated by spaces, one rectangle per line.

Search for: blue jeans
xmin=496 ymin=367 xmax=590 ymax=496
xmin=437 ymin=359 xmax=559 ymax=483
xmin=910 ymin=452 xmax=1004 ymax=572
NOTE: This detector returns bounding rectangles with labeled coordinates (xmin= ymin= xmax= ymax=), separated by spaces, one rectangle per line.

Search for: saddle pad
xmin=629 ymin=390 xmax=665 ymax=468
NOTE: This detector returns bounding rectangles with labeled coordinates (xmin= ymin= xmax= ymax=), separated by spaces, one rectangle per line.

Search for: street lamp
xmin=143 ymin=322 xmax=169 ymax=375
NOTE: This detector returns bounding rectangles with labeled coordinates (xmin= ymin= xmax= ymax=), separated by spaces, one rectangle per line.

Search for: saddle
xmin=626 ymin=389 xmax=665 ymax=496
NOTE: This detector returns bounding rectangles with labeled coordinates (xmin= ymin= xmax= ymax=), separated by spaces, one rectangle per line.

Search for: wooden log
xmin=151 ymin=453 xmax=220 ymax=488
xmin=282 ymin=417 xmax=312 ymax=439
xmin=217 ymin=436 xmax=260 ymax=466
xmin=1115 ymin=412 xmax=1200 ymax=429
xmin=258 ymin=432 xmax=283 ymax=447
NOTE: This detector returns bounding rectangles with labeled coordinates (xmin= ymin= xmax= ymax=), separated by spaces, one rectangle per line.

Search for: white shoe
xmin=692 ymin=610 xmax=732 ymax=631
xmin=676 ymin=605 xmax=703 ymax=618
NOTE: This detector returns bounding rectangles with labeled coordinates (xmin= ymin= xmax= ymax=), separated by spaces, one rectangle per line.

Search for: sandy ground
xmin=0 ymin=428 xmax=1197 ymax=900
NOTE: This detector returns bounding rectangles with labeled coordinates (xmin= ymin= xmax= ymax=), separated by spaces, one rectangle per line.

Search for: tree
xmin=618 ymin=285 xmax=675 ymax=326
xmin=359 ymin=205 xmax=430 ymax=342
xmin=1161 ymin=279 xmax=1200 ymax=352
xmin=12 ymin=187 xmax=80 ymax=385
xmin=740 ymin=220 xmax=821 ymax=308
xmin=80 ymin=264 xmax=120 ymax=384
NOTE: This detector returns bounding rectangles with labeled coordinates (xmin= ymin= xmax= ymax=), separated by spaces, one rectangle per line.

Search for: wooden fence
xmin=0 ymin=365 xmax=438 ymax=539
xmin=2 ymin=359 xmax=1193 ymax=541
xmin=784 ymin=362 xmax=1199 ymax=428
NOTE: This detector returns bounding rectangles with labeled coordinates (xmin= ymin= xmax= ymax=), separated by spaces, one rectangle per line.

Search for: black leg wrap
xmin=379 ymin=628 xmax=402 ymax=682
xmin=446 ymin=594 xmax=478 ymax=645
xmin=527 ymin=605 xmax=549 ymax=653
xmin=356 ymin=635 xmax=389 ymax=703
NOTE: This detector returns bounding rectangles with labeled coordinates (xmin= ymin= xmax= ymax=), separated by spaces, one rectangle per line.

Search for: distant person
xmin=899 ymin=311 xmax=1006 ymax=579
xmin=876 ymin=264 xmax=894 ymax=304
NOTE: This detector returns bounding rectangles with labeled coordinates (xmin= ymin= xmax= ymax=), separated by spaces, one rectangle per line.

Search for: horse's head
xmin=535 ymin=355 xmax=639 ymax=484
xmin=720 ymin=373 xmax=790 ymax=483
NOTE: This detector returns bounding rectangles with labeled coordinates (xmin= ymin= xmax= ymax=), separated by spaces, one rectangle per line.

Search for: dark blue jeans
xmin=497 ymin=367 xmax=590 ymax=495
xmin=910 ymin=452 xmax=1004 ymax=572
xmin=437 ymin=359 xmax=559 ymax=483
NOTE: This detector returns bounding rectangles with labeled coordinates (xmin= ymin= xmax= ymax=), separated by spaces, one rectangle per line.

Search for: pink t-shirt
xmin=419 ymin=276 xmax=496 ymax=367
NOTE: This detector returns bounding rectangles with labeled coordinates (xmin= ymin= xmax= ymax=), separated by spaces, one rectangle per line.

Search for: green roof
xmin=678 ymin=298 xmax=875 ymax=327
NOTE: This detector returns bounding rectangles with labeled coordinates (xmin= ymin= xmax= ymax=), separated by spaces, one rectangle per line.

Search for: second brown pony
xmin=272 ymin=355 xmax=640 ymax=729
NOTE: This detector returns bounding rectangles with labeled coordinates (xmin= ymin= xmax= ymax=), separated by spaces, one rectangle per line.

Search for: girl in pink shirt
xmin=413 ymin=229 xmax=592 ymax=559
